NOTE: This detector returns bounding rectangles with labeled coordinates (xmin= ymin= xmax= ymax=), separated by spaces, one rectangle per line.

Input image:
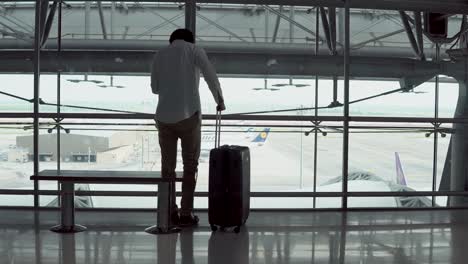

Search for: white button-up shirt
xmin=151 ymin=39 xmax=224 ymax=123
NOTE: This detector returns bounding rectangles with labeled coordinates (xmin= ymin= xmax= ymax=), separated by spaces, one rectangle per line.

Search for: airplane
xmin=277 ymin=152 xmax=432 ymax=208
xmin=395 ymin=152 xmax=407 ymax=186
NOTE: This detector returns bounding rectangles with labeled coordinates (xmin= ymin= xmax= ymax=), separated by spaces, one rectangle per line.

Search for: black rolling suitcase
xmin=209 ymin=111 xmax=250 ymax=233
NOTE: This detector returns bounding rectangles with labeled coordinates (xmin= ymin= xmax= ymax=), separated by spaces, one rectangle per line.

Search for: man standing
xmin=151 ymin=29 xmax=225 ymax=227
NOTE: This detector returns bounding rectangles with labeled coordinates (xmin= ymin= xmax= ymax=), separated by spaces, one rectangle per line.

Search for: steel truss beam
xmin=0 ymin=50 xmax=461 ymax=79
xmin=0 ymin=39 xmax=449 ymax=59
xmin=15 ymin=0 xmax=468 ymax=14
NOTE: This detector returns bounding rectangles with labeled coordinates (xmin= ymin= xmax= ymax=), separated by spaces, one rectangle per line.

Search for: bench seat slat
xmin=30 ymin=170 xmax=184 ymax=184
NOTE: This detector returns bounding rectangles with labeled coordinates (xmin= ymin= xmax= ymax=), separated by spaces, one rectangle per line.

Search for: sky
xmin=0 ymin=73 xmax=460 ymax=117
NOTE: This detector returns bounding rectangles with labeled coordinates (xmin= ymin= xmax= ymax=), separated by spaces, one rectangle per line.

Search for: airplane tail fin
xmin=251 ymin=128 xmax=270 ymax=143
xmin=395 ymin=152 xmax=407 ymax=186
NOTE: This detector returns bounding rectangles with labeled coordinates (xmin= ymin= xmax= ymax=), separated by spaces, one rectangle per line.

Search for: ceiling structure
xmin=0 ymin=1 xmax=467 ymax=80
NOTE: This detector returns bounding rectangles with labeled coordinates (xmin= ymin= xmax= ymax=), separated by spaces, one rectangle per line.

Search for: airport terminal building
xmin=1 ymin=1 xmax=468 ymax=263
xmin=16 ymin=134 xmax=109 ymax=162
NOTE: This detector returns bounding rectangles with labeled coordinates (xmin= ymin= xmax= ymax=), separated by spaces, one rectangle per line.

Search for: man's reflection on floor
xmin=156 ymin=228 xmax=197 ymax=264
xmin=157 ymin=226 xmax=250 ymax=264
xmin=181 ymin=229 xmax=195 ymax=264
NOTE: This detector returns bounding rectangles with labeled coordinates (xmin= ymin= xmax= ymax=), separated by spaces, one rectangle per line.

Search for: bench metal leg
xmin=145 ymin=182 xmax=180 ymax=235
xmin=51 ymin=182 xmax=86 ymax=233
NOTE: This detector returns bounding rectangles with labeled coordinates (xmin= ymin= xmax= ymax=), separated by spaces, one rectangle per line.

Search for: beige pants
xmin=156 ymin=112 xmax=201 ymax=215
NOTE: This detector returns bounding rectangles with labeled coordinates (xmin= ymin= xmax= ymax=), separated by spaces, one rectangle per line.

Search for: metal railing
xmin=0 ymin=113 xmax=466 ymax=209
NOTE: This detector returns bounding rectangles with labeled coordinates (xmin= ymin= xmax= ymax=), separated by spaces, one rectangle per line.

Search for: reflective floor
xmin=0 ymin=208 xmax=467 ymax=263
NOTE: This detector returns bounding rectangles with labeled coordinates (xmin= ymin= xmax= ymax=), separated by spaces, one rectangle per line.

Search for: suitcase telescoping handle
xmin=214 ymin=110 xmax=221 ymax=148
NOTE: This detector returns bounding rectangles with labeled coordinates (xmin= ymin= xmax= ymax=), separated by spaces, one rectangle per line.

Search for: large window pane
xmin=40 ymin=76 xmax=324 ymax=116
xmin=438 ymin=79 xmax=458 ymax=118
xmin=0 ymin=74 xmax=33 ymax=112
xmin=39 ymin=74 xmax=154 ymax=114
xmin=204 ymin=77 xmax=317 ymax=116
xmin=349 ymin=125 xmax=434 ymax=190
xmin=0 ymin=123 xmax=33 ymax=191
xmin=436 ymin=121 xmax=453 ymax=207
xmin=350 ymin=80 xmax=434 ymax=117
xmin=317 ymin=80 xmax=344 ymax=116
xmin=348 ymin=124 xmax=435 ymax=208
xmin=0 ymin=195 xmax=33 ymax=206
xmin=312 ymin=123 xmax=343 ymax=209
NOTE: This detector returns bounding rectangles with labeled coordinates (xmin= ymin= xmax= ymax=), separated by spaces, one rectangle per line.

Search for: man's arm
xmin=150 ymin=54 xmax=159 ymax=94
xmin=194 ymin=47 xmax=224 ymax=104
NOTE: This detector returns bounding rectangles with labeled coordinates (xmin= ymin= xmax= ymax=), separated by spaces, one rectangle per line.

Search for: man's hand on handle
xmin=216 ymin=102 xmax=226 ymax=112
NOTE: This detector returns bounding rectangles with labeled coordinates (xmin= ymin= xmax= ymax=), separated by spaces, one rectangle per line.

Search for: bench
xmin=30 ymin=169 xmax=183 ymax=234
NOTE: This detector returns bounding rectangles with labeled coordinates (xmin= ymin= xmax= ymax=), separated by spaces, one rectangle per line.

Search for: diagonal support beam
xmin=0 ymin=13 xmax=34 ymax=34
xmin=122 ymin=26 xmax=129 ymax=40
xmin=351 ymin=29 xmax=405 ymax=49
xmin=319 ymin=7 xmax=338 ymax=54
xmin=196 ymin=13 xmax=248 ymax=42
xmin=39 ymin=0 xmax=48 ymax=38
xmin=271 ymin=5 xmax=282 ymax=43
xmin=41 ymin=0 xmax=58 ymax=47
xmin=139 ymin=14 xmax=183 ymax=38
xmin=135 ymin=11 xmax=183 ymax=39
xmin=414 ymin=11 xmax=425 ymax=60
xmin=0 ymin=20 xmax=32 ymax=42
xmin=0 ymin=29 xmax=29 ymax=42
xmin=369 ymin=32 xmax=383 ymax=47
xmin=84 ymin=1 xmax=90 ymax=39
xmin=329 ymin=7 xmax=337 ymax=54
xmin=249 ymin=28 xmax=256 ymax=42
xmin=399 ymin=11 xmax=421 ymax=59
xmin=289 ymin=6 xmax=294 ymax=43
xmin=264 ymin=5 xmax=325 ymax=43
xmin=111 ymin=1 xmax=115 ymax=39
xmin=319 ymin=7 xmax=333 ymax=53
xmin=97 ymin=1 xmax=108 ymax=40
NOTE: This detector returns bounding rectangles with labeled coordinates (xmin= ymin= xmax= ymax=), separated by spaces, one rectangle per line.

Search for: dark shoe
xmin=179 ymin=214 xmax=199 ymax=227
xmin=171 ymin=211 xmax=180 ymax=226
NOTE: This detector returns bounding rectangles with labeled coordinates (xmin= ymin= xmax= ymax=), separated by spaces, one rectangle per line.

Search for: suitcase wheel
xmin=210 ymin=225 xmax=218 ymax=232
xmin=234 ymin=226 xmax=241 ymax=233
